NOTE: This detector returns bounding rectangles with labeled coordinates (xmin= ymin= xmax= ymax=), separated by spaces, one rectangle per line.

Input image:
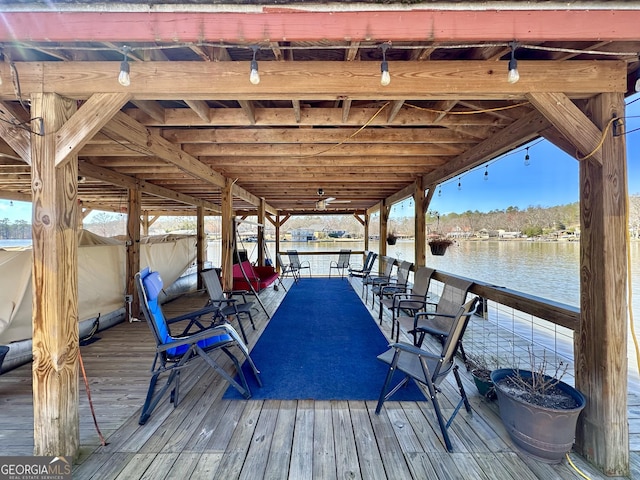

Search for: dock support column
xmin=197 ymin=206 xmax=205 ymax=290
xmin=30 ymin=93 xmax=79 ymax=458
xmin=221 ymin=178 xmax=234 ymax=291
xmin=380 ymin=200 xmax=389 ymax=262
xmin=258 ymin=198 xmax=266 ymax=266
xmin=575 ymin=92 xmax=629 ymax=476
xmin=126 ymin=187 xmax=141 ymax=316
xmin=414 ymin=178 xmax=427 ymax=268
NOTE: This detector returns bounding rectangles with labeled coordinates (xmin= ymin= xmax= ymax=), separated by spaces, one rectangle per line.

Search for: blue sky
xmin=1 ymin=97 xmax=640 ymax=222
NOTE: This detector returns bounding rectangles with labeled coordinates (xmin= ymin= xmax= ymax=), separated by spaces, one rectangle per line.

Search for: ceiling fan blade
xmin=329 ymin=200 xmax=351 ymax=203
xmin=324 ymin=197 xmax=336 ymax=203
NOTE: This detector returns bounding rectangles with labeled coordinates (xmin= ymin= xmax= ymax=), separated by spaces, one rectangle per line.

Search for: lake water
xmin=212 ymin=238 xmax=639 ymax=319
xmin=4 ymin=237 xmax=636 ymax=317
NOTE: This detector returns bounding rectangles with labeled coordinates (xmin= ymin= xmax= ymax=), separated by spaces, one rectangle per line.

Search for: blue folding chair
xmin=135 ymin=267 xmax=261 ymax=425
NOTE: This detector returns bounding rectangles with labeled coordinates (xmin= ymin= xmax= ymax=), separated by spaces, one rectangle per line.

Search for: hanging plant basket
xmin=429 ymin=238 xmax=453 ymax=256
xmin=386 ymin=233 xmax=398 ymax=245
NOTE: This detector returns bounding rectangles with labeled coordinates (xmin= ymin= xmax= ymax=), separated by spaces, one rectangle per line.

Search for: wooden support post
xmin=275 ymin=215 xmax=281 ymax=271
xmin=258 ymin=198 xmax=266 ymax=266
xmin=142 ymin=212 xmax=150 ymax=236
xmin=380 ymin=201 xmax=389 ymax=263
xmin=575 ymin=93 xmax=629 ymax=476
xmin=30 ymin=93 xmax=79 ymax=457
xmin=197 ymin=206 xmax=205 ymax=290
xmin=364 ymin=213 xmax=370 ymax=254
xmin=414 ymin=179 xmax=426 ymax=268
xmin=221 ymin=178 xmax=234 ymax=291
xmin=126 ymin=188 xmax=141 ymax=317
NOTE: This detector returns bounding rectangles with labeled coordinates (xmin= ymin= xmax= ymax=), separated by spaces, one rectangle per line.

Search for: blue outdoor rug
xmin=223 ymin=278 xmax=426 ymax=401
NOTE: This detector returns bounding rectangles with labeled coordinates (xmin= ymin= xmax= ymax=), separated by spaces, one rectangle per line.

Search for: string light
xmin=249 ymin=46 xmax=260 ymax=85
xmin=118 ymin=46 xmax=131 ymax=87
xmin=507 ymin=41 xmax=520 ymax=84
xmin=484 ymin=165 xmax=489 ymax=181
xmin=524 ymin=147 xmax=530 ymax=166
xmin=380 ymin=43 xmax=391 ymax=86
xmin=457 ymin=177 xmax=462 ymax=191
xmin=438 ymin=186 xmax=442 ymax=197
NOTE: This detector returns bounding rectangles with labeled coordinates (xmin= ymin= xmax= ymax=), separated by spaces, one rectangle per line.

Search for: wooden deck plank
xmin=165 ymin=452 xmax=201 ymax=479
xmin=313 ymin=401 xmax=337 ymax=480
xmin=239 ymin=400 xmax=279 ymax=480
xmin=113 ymin=453 xmax=157 ymax=480
xmin=189 ymin=452 xmax=223 ymax=478
xmin=73 ymin=452 xmax=132 ymax=480
xmin=289 ymin=399 xmax=314 ymax=480
xmin=181 ymin=399 xmax=236 ymax=452
xmin=366 ymin=400 xmax=414 ymax=479
xmin=213 ymin=400 xmax=263 ymax=480
xmin=203 ymin=400 xmax=249 ymax=453
xmin=139 ymin=453 xmax=180 ymax=480
xmin=263 ymin=400 xmax=297 ymax=479
xmin=349 ymin=400 xmax=387 ymax=480
xmin=331 ymin=400 xmax=362 ymax=480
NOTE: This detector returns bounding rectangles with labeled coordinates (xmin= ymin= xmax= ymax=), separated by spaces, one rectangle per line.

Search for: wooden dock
xmin=0 ymin=277 xmax=638 ymax=479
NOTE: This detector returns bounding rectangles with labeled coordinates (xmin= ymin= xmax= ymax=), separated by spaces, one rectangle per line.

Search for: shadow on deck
xmin=0 ymin=277 xmax=637 ymax=479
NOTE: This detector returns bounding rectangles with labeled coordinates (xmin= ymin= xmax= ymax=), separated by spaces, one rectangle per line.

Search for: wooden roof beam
xmin=79 ymin=161 xmax=221 ymax=213
xmin=526 ymin=92 xmax=604 ymax=165
xmin=4 ymin=10 xmax=640 ymax=43
xmin=0 ymin=101 xmax=32 ymax=164
xmin=422 ymin=109 xmax=551 ymax=185
xmin=0 ymin=61 xmax=625 ymax=101
xmin=56 ymin=92 xmax=132 ymax=167
xmin=101 ymin=111 xmax=271 ymax=211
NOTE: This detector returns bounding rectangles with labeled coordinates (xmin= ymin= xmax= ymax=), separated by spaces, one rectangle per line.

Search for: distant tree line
xmin=0 ymin=218 xmax=31 ymax=239
xmin=5 ymin=195 xmax=639 ymax=240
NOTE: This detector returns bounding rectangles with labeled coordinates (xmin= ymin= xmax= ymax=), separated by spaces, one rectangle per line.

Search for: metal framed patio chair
xmin=277 ymin=252 xmax=298 ymax=284
xmin=364 ymin=255 xmax=395 ymax=305
xmin=329 ymin=249 xmax=351 ymax=278
xmin=398 ymin=276 xmax=474 ymax=363
xmin=135 ymin=267 xmax=261 ymax=425
xmin=373 ymin=260 xmax=413 ymax=321
xmin=375 ymin=297 xmax=479 ymax=452
xmin=287 ymin=249 xmax=312 ymax=278
xmin=349 ymin=251 xmax=377 ymax=295
xmin=200 ymin=268 xmax=256 ymax=343
xmin=388 ymin=266 xmax=436 ymax=341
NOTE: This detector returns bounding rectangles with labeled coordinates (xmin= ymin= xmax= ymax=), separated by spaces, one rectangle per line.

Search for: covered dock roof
xmin=0 ymin=1 xmax=635 ymax=476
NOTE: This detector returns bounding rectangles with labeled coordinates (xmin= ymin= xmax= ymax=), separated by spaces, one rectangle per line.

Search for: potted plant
xmin=428 ymin=236 xmax=453 ymax=255
xmin=490 ymin=352 xmax=586 ymax=464
xmin=466 ymin=353 xmax=502 ymax=400
xmin=386 ymin=231 xmax=398 ymax=245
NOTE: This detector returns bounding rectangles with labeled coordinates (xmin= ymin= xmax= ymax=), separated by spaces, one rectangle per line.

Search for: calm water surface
xmin=211 ymin=239 xmax=639 ymax=319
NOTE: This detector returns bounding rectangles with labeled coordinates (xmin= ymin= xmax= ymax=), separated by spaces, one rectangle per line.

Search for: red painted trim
xmin=0 ymin=10 xmax=639 ymax=43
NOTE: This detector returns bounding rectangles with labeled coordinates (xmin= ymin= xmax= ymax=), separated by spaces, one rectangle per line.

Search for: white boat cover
xmin=0 ymin=230 xmax=197 ymax=344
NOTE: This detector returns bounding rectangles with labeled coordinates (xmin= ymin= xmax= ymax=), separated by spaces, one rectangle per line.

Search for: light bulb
xmin=380 ymin=66 xmax=391 ymax=86
xmin=118 ymin=60 xmax=130 ymax=87
xmin=507 ymin=43 xmax=519 ymax=84
xmin=249 ymin=60 xmax=260 ymax=85
xmin=380 ymin=43 xmax=391 ymax=86
xmin=635 ymin=77 xmax=640 ymax=93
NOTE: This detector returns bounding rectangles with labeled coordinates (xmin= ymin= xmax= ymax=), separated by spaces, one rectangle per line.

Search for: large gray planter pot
xmin=491 ymin=368 xmax=586 ymax=464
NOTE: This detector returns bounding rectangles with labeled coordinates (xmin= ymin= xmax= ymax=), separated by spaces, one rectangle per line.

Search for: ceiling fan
xmin=315 ymin=188 xmax=351 ymax=211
